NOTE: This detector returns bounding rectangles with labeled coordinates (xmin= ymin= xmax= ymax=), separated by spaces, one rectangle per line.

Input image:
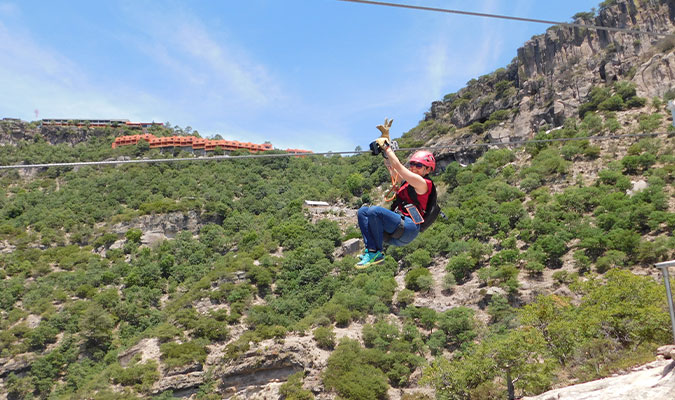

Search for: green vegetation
xmin=279 ymin=372 xmax=315 ymax=400
xmin=0 ymin=108 xmax=673 ymax=399
xmin=423 ymin=270 xmax=670 ymax=399
xmin=578 ymin=81 xmax=647 ymax=118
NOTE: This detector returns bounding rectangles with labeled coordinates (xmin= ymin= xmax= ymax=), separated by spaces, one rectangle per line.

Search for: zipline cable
xmin=0 ymin=132 xmax=668 ymax=170
xmin=336 ymin=0 xmax=675 ymax=38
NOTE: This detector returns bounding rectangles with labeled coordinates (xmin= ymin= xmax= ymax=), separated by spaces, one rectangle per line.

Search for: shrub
xmin=520 ymin=173 xmax=543 ymax=192
xmin=314 ymin=326 xmax=336 ymax=350
xmin=322 ymin=339 xmax=389 ymax=400
xmin=579 ymin=86 xmax=611 ymax=117
xmin=150 ymin=323 xmax=183 ymax=343
xmin=26 ymin=323 xmax=59 ymax=350
xmin=335 ymin=308 xmax=352 ymax=327
xmin=405 ymin=249 xmax=432 ymax=268
xmin=638 ymin=113 xmax=662 ymax=132
xmin=160 ymin=340 xmax=208 ymax=369
xmin=598 ymin=94 xmax=624 ymax=111
xmin=437 ymin=307 xmax=476 ymax=348
xmin=416 ymin=274 xmax=434 ymax=293
xmin=524 ymin=261 xmax=545 ymax=275
xmin=93 ymin=233 xmax=118 ymax=248
xmin=442 ymin=273 xmax=457 ymax=292
xmin=79 ymin=305 xmax=114 ymax=352
xmin=495 ymin=80 xmax=514 ymax=97
xmin=279 ymin=371 xmax=315 ymax=400
xmin=614 ymin=81 xmax=637 ymax=101
xmin=626 ymin=97 xmax=647 ymax=108
xmin=552 ymin=270 xmax=578 ymax=286
xmin=605 ymin=117 xmax=620 ymax=132
xmin=469 ymin=122 xmax=485 ymax=134
xmin=192 ymin=317 xmax=229 ymax=341
xmin=405 ymin=268 xmax=432 ymax=291
xmin=528 ymin=149 xmax=569 ymax=177
xmin=109 ymin=360 xmax=159 ymax=392
xmin=396 ymin=289 xmax=415 ymax=307
xmin=125 ymin=228 xmax=143 ymax=243
xmin=447 ymin=253 xmax=478 ymax=283
xmin=490 ymin=249 xmax=519 ymax=267
xmin=561 ymin=144 xmax=582 ymax=160
xmin=427 ymin=330 xmax=447 ymax=355
xmin=535 ymin=235 xmax=568 ymax=264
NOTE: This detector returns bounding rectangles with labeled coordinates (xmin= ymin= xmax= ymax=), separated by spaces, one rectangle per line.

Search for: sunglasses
xmin=409 ymin=162 xmax=426 ymax=168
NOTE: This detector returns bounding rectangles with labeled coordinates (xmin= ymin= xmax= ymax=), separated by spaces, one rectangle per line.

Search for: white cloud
xmin=173 ymin=24 xmax=281 ymax=106
xmin=124 ymin=9 xmax=286 ymax=110
xmin=0 ymin=21 xmax=168 ymax=121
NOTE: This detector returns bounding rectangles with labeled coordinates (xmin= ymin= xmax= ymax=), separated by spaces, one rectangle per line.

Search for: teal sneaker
xmin=355 ymin=251 xmax=385 ymax=269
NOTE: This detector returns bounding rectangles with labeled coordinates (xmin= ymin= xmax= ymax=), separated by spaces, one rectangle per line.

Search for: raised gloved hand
xmin=374 ymin=137 xmax=390 ymax=150
xmin=376 ymin=118 xmax=393 ymax=140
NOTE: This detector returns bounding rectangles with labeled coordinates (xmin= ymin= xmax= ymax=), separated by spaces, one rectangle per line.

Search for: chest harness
xmin=384 ymin=176 xmax=440 ymax=241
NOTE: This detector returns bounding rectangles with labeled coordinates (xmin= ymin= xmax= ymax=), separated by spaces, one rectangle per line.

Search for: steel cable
xmin=0 ymin=132 xmax=668 ymax=170
xmin=336 ymin=0 xmax=675 ymax=38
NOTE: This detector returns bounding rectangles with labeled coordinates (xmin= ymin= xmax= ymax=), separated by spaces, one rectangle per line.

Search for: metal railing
xmin=655 ymin=260 xmax=675 ymax=343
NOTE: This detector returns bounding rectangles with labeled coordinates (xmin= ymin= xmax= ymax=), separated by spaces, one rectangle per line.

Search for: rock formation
xmin=419 ymin=0 xmax=675 ymax=168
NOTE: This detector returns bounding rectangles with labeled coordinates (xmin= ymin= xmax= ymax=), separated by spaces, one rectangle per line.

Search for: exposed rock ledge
xmin=214 ymin=342 xmax=306 ymax=391
xmin=109 ymin=210 xmax=217 ymax=247
xmin=524 ymin=358 xmax=675 ymax=400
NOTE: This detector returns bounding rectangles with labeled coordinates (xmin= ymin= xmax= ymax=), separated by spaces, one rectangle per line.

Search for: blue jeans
xmin=357 ymin=206 xmax=420 ymax=251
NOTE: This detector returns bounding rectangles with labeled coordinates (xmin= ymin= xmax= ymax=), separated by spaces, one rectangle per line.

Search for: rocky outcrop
xmin=634 ymin=51 xmax=675 ymax=98
xmin=116 ymin=335 xmax=325 ymax=398
xmin=0 ymin=354 xmax=36 ymax=377
xmin=524 ymin=358 xmax=675 ymax=400
xmin=109 ymin=210 xmax=219 ymax=246
xmin=334 ymin=237 xmax=363 ymax=258
xmin=512 ymin=0 xmax=674 ymax=128
xmin=213 ymin=337 xmax=324 ymax=399
xmin=118 ymin=338 xmax=161 ymax=367
xmin=0 ymin=120 xmax=116 ymax=147
xmin=420 ymin=0 xmax=675 ymax=167
xmin=153 ymin=372 xmax=205 ymax=396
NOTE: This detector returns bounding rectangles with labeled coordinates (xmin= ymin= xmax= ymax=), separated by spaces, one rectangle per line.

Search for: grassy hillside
xmin=1 ymin=111 xmax=674 ymax=398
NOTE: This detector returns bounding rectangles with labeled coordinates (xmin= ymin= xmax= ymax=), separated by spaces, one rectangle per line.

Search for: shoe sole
xmin=354 ymin=257 xmax=384 ymax=269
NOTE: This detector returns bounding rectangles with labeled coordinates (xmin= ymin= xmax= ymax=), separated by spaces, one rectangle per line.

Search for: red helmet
xmin=409 ymin=150 xmax=436 ymax=171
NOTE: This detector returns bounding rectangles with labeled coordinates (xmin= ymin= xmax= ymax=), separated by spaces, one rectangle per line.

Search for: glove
xmin=374 ymin=137 xmax=390 ymax=150
xmin=376 ymin=118 xmax=393 ymax=140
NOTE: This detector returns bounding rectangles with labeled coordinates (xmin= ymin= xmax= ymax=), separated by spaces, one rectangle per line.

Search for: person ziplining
xmin=355 ymin=118 xmax=440 ymax=268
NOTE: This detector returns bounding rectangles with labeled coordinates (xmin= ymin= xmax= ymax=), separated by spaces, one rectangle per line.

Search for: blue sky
xmin=0 ymin=0 xmax=597 ymax=152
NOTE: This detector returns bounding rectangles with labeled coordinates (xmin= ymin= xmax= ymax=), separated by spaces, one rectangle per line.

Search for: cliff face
xmin=420 ymin=0 xmax=675 ymax=167
xmin=0 ymin=120 xmax=117 ymax=147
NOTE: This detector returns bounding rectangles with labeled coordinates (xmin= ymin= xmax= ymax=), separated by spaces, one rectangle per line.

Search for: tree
xmin=322 ymin=339 xmax=389 ymax=400
xmin=314 ymin=326 xmax=336 ymax=350
xmin=446 ymin=253 xmax=477 ymax=283
xmin=79 ymin=304 xmax=114 ymax=352
xmin=422 ymin=328 xmax=555 ymax=400
xmin=437 ymin=307 xmax=476 ymax=348
xmin=125 ymin=228 xmax=142 ymax=244
xmin=346 ymin=173 xmax=365 ymax=196
xmin=405 ymin=268 xmax=432 ymax=291
xmin=135 ymin=139 xmax=150 ymax=156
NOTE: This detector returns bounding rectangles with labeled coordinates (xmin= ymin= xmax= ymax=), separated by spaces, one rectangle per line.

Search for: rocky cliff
xmin=418 ymin=0 xmax=675 ymax=167
xmin=0 ymin=119 xmax=119 ymax=147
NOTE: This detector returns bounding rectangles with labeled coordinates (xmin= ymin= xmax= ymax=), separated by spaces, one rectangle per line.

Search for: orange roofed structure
xmin=112 ymin=135 xmax=295 ymax=154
